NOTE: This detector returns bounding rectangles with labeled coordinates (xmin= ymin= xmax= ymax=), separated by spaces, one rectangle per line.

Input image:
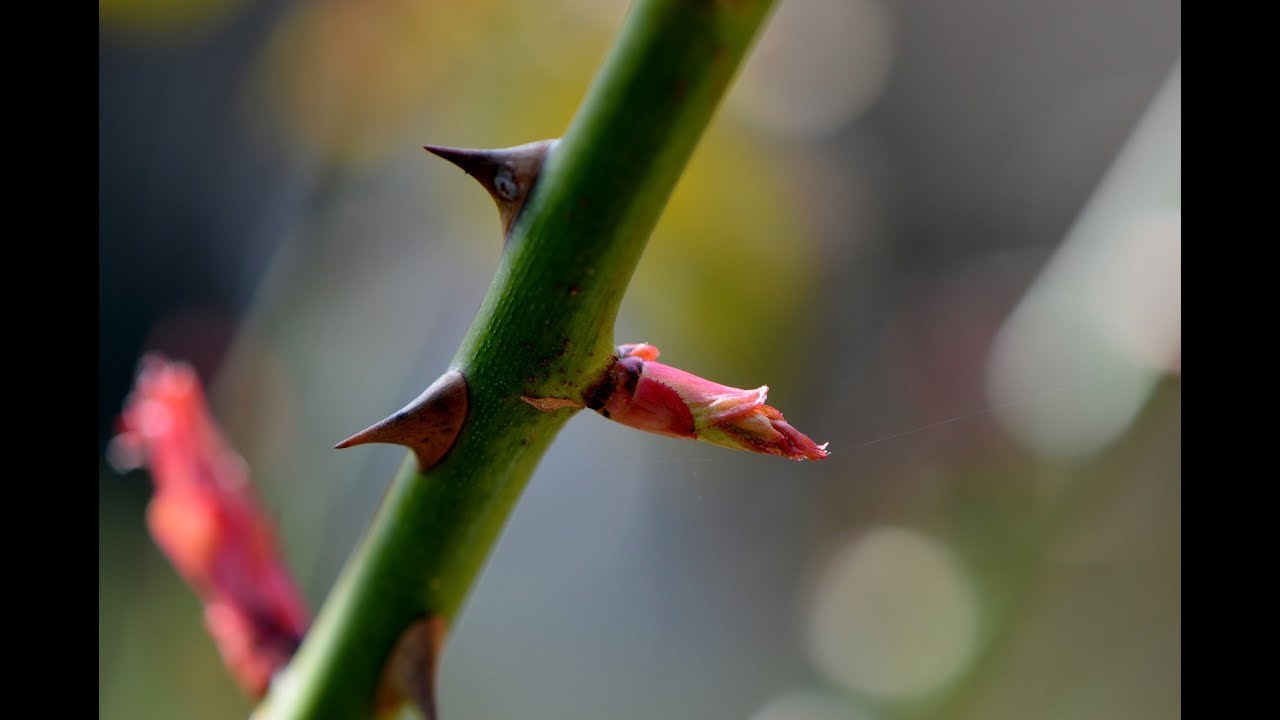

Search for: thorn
xmin=375 ymin=615 xmax=447 ymax=720
xmin=423 ymin=139 xmax=558 ymax=239
xmin=521 ymin=395 xmax=585 ymax=412
xmin=335 ymin=370 xmax=468 ymax=472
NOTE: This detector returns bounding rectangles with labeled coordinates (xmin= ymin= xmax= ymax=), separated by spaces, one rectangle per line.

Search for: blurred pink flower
xmin=590 ymin=343 xmax=829 ymax=461
xmin=113 ymin=355 xmax=309 ymax=698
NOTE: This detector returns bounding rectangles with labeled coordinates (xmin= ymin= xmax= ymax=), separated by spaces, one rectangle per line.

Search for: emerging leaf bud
xmin=585 ymin=343 xmax=830 ymax=461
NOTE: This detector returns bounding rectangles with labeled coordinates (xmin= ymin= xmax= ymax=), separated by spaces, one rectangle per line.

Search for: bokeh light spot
xmin=807 ymin=527 xmax=979 ymax=700
xmin=1091 ymin=210 xmax=1181 ymax=375
xmin=986 ymin=66 xmax=1180 ymax=458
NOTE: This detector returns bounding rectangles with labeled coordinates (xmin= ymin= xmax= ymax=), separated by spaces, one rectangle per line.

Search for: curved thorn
xmin=423 ymin=139 xmax=558 ymax=239
xmin=335 ymin=370 xmax=469 ymax=472
xmin=374 ymin=615 xmax=447 ymax=720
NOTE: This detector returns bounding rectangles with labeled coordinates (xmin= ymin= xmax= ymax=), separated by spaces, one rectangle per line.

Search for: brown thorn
xmin=521 ymin=395 xmax=584 ymax=412
xmin=335 ymin=370 xmax=468 ymax=472
xmin=374 ymin=615 xmax=448 ymax=720
xmin=423 ymin=139 xmax=558 ymax=239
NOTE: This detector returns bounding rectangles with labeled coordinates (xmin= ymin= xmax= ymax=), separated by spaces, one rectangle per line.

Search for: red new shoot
xmin=527 ymin=343 xmax=830 ymax=461
xmin=112 ymin=355 xmax=310 ymax=698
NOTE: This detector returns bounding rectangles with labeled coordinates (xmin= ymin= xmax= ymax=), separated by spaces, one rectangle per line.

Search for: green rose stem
xmin=255 ymin=1 xmax=777 ymax=717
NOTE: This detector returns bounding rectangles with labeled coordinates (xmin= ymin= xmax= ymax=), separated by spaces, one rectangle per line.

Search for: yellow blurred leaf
xmin=100 ymin=0 xmax=245 ymax=39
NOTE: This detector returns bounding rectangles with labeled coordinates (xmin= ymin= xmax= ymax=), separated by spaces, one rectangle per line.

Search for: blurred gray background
xmin=100 ymin=1 xmax=1180 ymax=718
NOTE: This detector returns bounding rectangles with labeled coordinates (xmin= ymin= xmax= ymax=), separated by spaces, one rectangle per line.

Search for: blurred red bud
xmin=113 ymin=354 xmax=310 ymax=697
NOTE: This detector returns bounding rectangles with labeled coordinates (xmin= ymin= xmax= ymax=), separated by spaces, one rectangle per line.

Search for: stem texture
xmin=258 ymin=1 xmax=775 ymax=716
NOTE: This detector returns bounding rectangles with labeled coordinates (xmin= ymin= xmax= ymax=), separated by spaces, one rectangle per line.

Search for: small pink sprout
xmin=112 ymin=355 xmax=310 ymax=698
xmin=579 ymin=343 xmax=829 ymax=461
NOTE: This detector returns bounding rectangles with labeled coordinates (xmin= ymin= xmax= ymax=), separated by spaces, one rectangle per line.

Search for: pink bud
xmin=114 ymin=355 xmax=310 ymax=697
xmin=589 ymin=344 xmax=829 ymax=461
